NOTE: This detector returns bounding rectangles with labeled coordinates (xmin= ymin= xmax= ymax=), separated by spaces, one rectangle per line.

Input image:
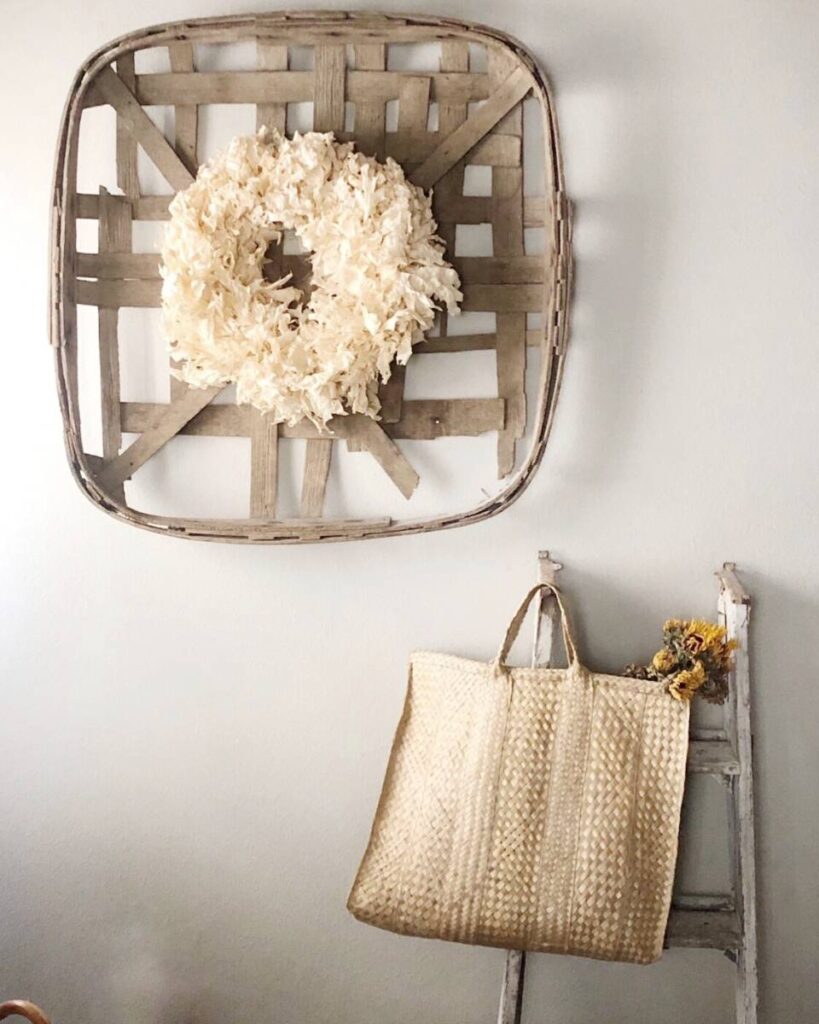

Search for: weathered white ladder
xmin=498 ymin=555 xmax=758 ymax=1024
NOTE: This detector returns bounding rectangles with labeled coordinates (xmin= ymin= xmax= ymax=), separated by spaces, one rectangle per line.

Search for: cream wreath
xmin=160 ymin=129 xmax=462 ymax=426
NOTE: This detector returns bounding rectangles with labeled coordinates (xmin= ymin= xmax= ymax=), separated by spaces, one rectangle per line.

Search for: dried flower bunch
xmin=625 ymin=619 xmax=737 ymax=703
xmin=160 ymin=129 xmax=463 ymax=426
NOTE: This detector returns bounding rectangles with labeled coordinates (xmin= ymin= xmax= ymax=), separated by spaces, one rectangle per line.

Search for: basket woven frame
xmin=50 ymin=11 xmax=572 ymax=543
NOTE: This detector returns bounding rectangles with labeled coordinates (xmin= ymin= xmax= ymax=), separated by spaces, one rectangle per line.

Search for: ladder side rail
xmin=718 ymin=565 xmax=758 ymax=1024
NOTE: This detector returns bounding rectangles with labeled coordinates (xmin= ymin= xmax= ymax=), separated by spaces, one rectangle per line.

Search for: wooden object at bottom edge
xmin=0 ymin=1003 xmax=51 ymax=1024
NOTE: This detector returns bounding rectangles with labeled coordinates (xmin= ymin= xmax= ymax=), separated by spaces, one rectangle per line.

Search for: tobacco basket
xmin=51 ymin=11 xmax=571 ymax=542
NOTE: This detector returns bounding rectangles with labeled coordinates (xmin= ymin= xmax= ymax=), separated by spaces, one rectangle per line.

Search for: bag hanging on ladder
xmin=348 ymin=583 xmax=690 ymax=964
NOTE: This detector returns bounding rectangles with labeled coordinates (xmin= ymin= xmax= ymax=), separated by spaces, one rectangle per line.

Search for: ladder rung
xmin=673 ymin=893 xmax=734 ymax=913
xmin=687 ymin=739 xmax=740 ymax=775
xmin=666 ymin=909 xmax=741 ymax=950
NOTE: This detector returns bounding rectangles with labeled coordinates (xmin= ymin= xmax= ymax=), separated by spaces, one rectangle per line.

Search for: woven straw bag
xmin=348 ymin=584 xmax=690 ymax=964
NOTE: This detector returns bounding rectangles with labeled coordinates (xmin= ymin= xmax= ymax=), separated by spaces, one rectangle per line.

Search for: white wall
xmin=2 ymin=1 xmax=818 ymax=1022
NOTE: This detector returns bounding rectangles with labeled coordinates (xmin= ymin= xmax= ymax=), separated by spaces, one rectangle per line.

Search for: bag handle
xmin=494 ymin=583 xmax=579 ymax=670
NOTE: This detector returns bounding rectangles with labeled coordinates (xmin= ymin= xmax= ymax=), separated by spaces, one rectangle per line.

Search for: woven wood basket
xmin=50 ymin=11 xmax=572 ymax=543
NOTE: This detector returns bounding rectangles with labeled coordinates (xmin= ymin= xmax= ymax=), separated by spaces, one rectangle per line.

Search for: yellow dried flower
xmin=630 ymin=616 xmax=736 ymax=704
xmin=683 ymin=619 xmax=728 ymax=655
xmin=652 ymin=648 xmax=676 ymax=674
xmin=668 ymin=660 xmax=706 ymax=702
xmin=717 ymin=637 xmax=740 ymax=667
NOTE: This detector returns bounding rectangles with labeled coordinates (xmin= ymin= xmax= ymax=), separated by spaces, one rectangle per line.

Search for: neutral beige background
xmin=2 ymin=1 xmax=818 ymax=1022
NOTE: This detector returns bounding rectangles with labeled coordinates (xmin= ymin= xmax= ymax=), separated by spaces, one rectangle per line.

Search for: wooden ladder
xmin=498 ymin=555 xmax=758 ymax=1024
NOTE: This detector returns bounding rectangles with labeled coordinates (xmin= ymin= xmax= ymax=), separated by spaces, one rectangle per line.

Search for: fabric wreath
xmin=160 ymin=129 xmax=462 ymax=426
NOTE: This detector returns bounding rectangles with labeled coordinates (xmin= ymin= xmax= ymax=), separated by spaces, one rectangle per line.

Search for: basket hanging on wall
xmin=50 ymin=11 xmax=572 ymax=543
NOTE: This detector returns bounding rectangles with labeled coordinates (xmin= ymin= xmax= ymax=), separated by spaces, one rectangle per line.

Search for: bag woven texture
xmin=348 ymin=584 xmax=690 ymax=964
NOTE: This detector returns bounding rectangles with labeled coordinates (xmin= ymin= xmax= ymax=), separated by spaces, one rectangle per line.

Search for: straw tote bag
xmin=348 ymin=583 xmax=690 ymax=964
